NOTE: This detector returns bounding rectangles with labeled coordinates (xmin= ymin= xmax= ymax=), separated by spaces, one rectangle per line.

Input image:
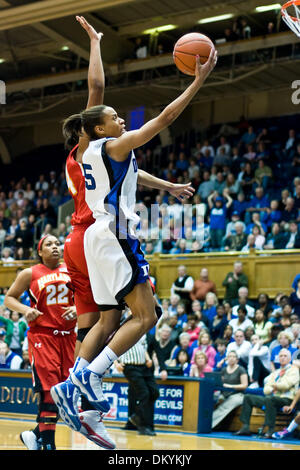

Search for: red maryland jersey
xmin=28 ymin=263 xmax=76 ymax=330
xmin=65 ymin=144 xmax=95 ymax=227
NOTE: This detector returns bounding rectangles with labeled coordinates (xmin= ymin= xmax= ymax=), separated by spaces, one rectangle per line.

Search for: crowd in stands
xmin=142 ymin=262 xmax=300 ymax=437
xmin=135 ymin=117 xmax=300 ymax=255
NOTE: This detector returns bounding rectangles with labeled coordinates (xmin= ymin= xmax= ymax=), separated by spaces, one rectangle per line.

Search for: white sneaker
xmin=248 ymin=382 xmax=259 ymax=389
xmin=78 ymin=410 xmax=116 ymax=450
xmin=20 ymin=430 xmax=42 ymax=450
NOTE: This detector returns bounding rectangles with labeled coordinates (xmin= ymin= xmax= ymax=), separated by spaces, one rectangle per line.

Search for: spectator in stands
xmin=251 ymin=224 xmax=266 ymax=249
xmin=134 ymin=37 xmax=147 ymax=59
xmin=227 ymin=329 xmax=251 ymax=369
xmin=243 ymin=144 xmax=257 ymax=162
xmin=264 ymin=222 xmax=287 ymax=249
xmin=234 ymin=348 xmax=299 ymax=438
xmin=281 ymin=198 xmax=298 ymax=224
xmin=191 ymin=300 xmax=209 ymax=329
xmin=0 ymin=341 xmax=23 ymax=369
xmin=222 ymin=261 xmax=249 ymax=304
xmin=14 ymin=219 xmax=33 ymax=259
xmin=290 ymin=278 xmax=300 ymax=318
xmin=35 ymin=174 xmax=49 ymax=192
xmin=147 ymin=323 xmax=176 ymax=381
xmin=189 ymin=351 xmax=212 ymax=378
xmin=254 ymin=159 xmax=273 ymax=192
xmin=241 ymin=18 xmax=251 ymax=39
xmin=223 ymin=324 xmax=234 ymax=346
xmin=170 ymin=332 xmax=194 ymax=363
xmin=212 ymin=350 xmax=248 ymax=429
xmin=1 ymin=247 xmax=14 ymax=266
xmin=253 ymin=308 xmax=273 ymax=344
xmin=168 ymin=294 xmax=180 ymax=316
xmin=225 ymin=212 xmax=245 ymax=239
xmin=213 ymin=338 xmax=227 ymax=371
xmin=248 ymin=334 xmax=271 ymax=388
xmin=232 ymin=192 xmax=249 ymax=219
xmin=284 ymin=129 xmax=297 ymax=157
xmin=224 ymin=173 xmax=240 ymax=199
xmin=0 ymin=310 xmax=27 ymax=357
xmin=270 ymin=331 xmax=298 ymax=371
xmin=202 ymin=292 xmax=218 ymax=323
xmin=229 ymin=306 xmax=254 ymax=333
xmin=190 ymin=268 xmax=217 ymax=302
xmin=231 ymin=286 xmax=255 ymax=318
xmin=209 ymin=304 xmax=228 ymax=342
xmin=170 ymin=265 xmax=194 ymax=307
xmin=245 ymin=186 xmax=270 ymax=224
xmin=184 ymin=314 xmax=202 ymax=347
xmin=224 ymin=221 xmax=247 ymax=251
xmin=256 ymin=293 xmax=274 ymax=318
xmin=240 ymin=126 xmax=256 ymax=150
xmin=238 ymin=163 xmax=256 ymax=200
xmin=208 ymin=190 xmax=233 ymax=250
xmin=262 ymin=200 xmax=282 ymax=228
xmin=285 ymin=220 xmax=300 ymax=249
xmin=197 ymin=170 xmax=215 ymax=201
xmin=190 ymin=331 xmax=216 ymax=368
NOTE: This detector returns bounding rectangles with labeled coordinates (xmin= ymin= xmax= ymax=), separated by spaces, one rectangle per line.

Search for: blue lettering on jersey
xmin=83 ymin=163 xmax=96 ymax=190
xmin=132 ymin=157 xmax=138 ymax=173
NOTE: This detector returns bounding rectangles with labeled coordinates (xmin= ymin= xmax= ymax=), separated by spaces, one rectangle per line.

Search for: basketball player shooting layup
xmin=51 ymin=16 xmax=202 ymax=449
xmin=51 ymin=31 xmax=217 ymax=443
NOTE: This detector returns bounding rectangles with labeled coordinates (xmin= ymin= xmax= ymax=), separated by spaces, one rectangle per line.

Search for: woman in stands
xmin=4 ymin=235 xmax=77 ymax=450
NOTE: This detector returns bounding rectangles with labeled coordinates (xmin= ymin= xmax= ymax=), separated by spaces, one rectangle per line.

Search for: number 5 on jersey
xmin=83 ymin=163 xmax=96 ymax=190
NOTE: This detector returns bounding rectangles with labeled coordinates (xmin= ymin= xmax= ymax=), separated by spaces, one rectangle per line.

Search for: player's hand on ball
xmin=25 ymin=308 xmax=43 ymax=322
xmin=62 ymin=306 xmax=77 ymax=321
xmin=195 ymin=48 xmax=218 ymax=83
xmin=76 ymin=15 xmax=103 ymax=42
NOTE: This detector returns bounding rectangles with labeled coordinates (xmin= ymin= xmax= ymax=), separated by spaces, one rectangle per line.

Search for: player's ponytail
xmin=62 ymin=113 xmax=83 ymax=150
xmin=62 ymin=105 xmax=107 ymax=150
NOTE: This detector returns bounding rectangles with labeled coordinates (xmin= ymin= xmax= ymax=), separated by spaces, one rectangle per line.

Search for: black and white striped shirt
xmin=120 ymin=334 xmax=148 ymax=365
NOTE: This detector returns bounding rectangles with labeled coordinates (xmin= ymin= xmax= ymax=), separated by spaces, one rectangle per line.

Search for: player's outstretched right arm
xmin=107 ymin=49 xmax=218 ymax=162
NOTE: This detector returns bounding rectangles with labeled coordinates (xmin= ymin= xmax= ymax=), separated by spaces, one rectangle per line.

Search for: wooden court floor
xmin=0 ymin=415 xmax=299 ymax=451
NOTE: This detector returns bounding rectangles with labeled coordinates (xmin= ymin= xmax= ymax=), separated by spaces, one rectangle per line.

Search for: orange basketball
xmin=173 ymin=32 xmax=214 ymax=76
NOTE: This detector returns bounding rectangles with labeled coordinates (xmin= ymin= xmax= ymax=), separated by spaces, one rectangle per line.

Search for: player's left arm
xmin=137 ymin=169 xmax=195 ymax=201
xmin=76 ymin=16 xmax=105 ymax=160
xmin=76 ymin=16 xmax=105 ymax=109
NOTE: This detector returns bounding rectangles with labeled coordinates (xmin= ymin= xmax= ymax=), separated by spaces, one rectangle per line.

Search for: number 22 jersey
xmin=28 ymin=263 xmax=76 ymax=330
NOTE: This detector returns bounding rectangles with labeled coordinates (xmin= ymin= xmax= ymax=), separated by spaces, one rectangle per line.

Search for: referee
xmin=115 ymin=334 xmax=159 ymax=436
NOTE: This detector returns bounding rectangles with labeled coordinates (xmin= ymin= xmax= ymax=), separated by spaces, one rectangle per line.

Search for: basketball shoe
xmin=50 ymin=379 xmax=81 ymax=431
xmin=78 ymin=410 xmax=116 ymax=449
xmin=20 ymin=430 xmax=42 ymax=450
xmin=272 ymin=428 xmax=293 ymax=440
xmin=70 ymin=368 xmax=110 ymax=413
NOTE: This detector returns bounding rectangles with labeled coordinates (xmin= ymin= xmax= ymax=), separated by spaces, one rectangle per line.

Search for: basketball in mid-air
xmin=173 ymin=32 xmax=215 ymax=76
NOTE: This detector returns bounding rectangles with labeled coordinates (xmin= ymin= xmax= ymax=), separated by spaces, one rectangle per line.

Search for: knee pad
xmin=77 ymin=327 xmax=91 ymax=343
xmin=37 ymin=394 xmax=58 ymax=425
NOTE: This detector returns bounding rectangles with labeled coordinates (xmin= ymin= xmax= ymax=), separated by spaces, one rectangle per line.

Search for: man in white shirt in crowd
xmin=227 ymin=329 xmax=251 ymax=369
xmin=231 ymin=287 xmax=255 ymax=319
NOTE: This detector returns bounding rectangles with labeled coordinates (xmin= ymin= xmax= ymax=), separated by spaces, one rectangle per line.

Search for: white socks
xmin=287 ymin=419 xmax=298 ymax=433
xmin=87 ymin=346 xmax=118 ymax=376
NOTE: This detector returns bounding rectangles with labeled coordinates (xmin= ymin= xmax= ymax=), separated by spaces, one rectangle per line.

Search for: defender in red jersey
xmin=4 ymin=235 xmax=77 ymax=450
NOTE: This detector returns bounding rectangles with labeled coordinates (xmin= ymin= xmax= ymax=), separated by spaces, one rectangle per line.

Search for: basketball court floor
xmin=0 ymin=415 xmax=299 ymax=451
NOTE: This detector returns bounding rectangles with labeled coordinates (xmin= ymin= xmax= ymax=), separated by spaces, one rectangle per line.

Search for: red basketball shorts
xmin=64 ymin=225 xmax=99 ymax=316
xmin=28 ymin=327 xmax=76 ymax=392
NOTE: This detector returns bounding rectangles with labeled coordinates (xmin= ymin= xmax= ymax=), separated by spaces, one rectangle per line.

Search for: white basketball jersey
xmin=82 ymin=137 xmax=140 ymax=233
